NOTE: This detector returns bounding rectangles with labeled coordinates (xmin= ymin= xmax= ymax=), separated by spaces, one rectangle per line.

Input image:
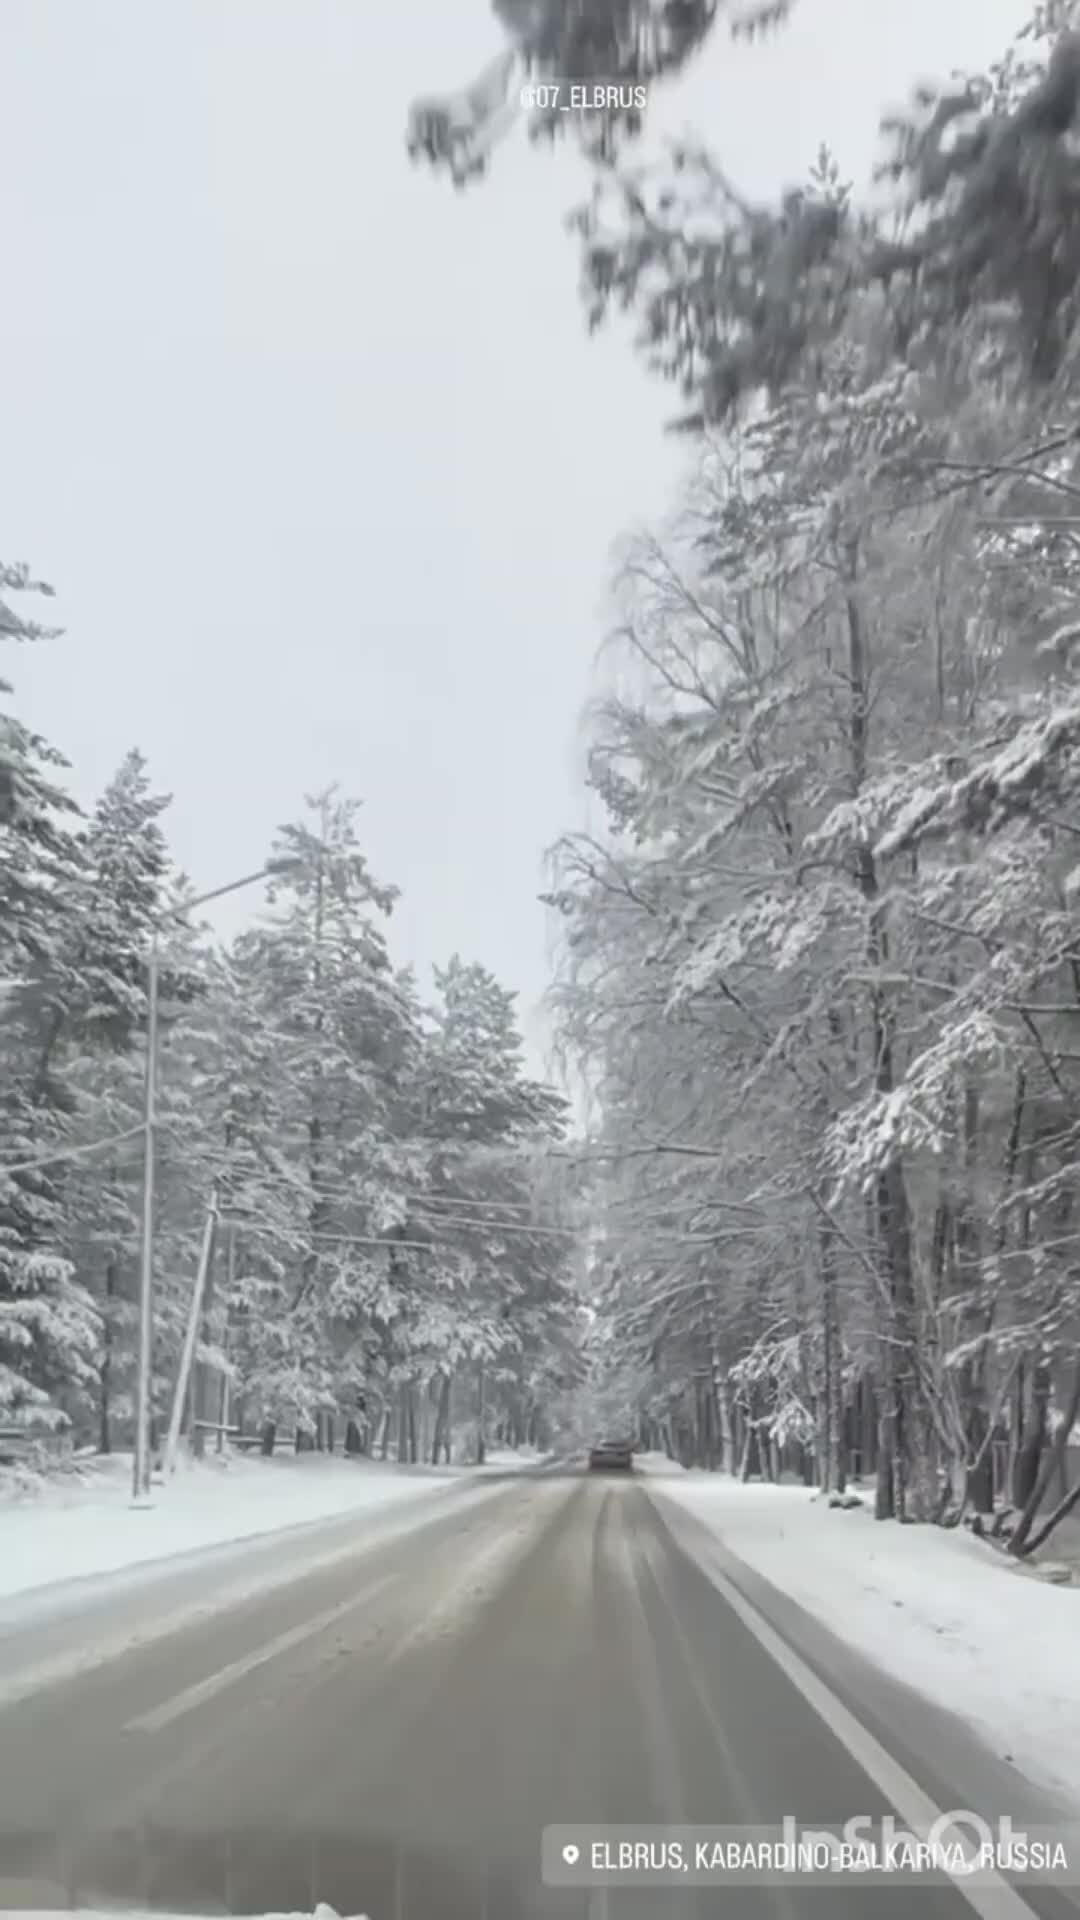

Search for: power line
xmin=235 ymin=1182 xmax=542 ymax=1220
xmin=405 ymin=1214 xmax=575 ymax=1239
xmin=212 ymin=1170 xmax=545 ymax=1215
xmin=182 ymin=1169 xmax=570 ymax=1231
xmin=403 ymin=1192 xmax=545 ymax=1217
xmin=144 ymin=1130 xmax=579 ymax=1236
xmin=231 ymin=1216 xmax=577 ymax=1244
xmin=0 ymin=1125 xmax=145 ymax=1180
xmin=237 ymin=1228 xmax=436 ymax=1253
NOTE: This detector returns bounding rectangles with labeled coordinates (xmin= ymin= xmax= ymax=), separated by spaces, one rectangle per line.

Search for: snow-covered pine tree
xmin=53 ymin=750 xmax=174 ymax=1448
xmin=0 ymin=562 xmax=99 ymax=1433
xmin=411 ymin=956 xmax=570 ymax=1463
xmin=223 ymin=789 xmax=422 ymax=1449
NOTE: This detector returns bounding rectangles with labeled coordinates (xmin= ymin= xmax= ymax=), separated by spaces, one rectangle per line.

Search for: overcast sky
xmin=2 ymin=0 xmax=1032 ymax=1073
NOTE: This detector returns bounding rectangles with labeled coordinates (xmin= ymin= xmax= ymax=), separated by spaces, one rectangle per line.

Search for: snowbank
xmin=0 ymin=1449 xmax=472 ymax=1603
xmin=655 ymin=1474 xmax=1080 ymax=1806
xmin=632 ymin=1450 xmax=690 ymax=1477
xmin=477 ymin=1444 xmax=549 ymax=1471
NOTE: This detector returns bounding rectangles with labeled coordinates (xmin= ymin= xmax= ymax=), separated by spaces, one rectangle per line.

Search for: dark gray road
xmin=0 ymin=1469 xmax=1073 ymax=1919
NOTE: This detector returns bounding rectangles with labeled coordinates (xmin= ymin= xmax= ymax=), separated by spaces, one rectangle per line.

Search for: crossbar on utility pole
xmin=131 ymin=927 xmax=160 ymax=1505
xmin=163 ymin=1190 xmax=219 ymax=1477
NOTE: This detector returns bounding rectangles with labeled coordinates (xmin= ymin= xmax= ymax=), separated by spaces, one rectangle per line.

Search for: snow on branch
xmin=824 ymin=1012 xmax=1004 ymax=1194
xmin=874 ymin=698 xmax=1080 ymax=858
xmin=666 ymin=882 xmax=863 ymax=1007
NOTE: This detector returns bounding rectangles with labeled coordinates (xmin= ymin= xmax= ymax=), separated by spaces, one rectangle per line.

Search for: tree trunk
xmin=216 ymin=1229 xmax=236 ymax=1455
xmin=432 ymin=1370 xmax=452 ymax=1464
xmin=845 ymin=540 xmax=933 ymax=1521
xmin=740 ymin=1398 xmax=765 ymax=1481
xmin=378 ymin=1409 xmax=392 ymax=1460
xmin=99 ymin=1258 xmax=117 ymax=1454
xmin=819 ymin=1213 xmax=845 ymax=1492
xmin=191 ymin=1230 xmax=220 ymax=1462
xmin=705 ymin=1373 xmax=721 ymax=1469
xmin=875 ymin=1373 xmax=896 ymax=1520
xmin=216 ymin=1337 xmax=229 ymax=1456
xmin=693 ymin=1376 xmax=707 ymax=1469
xmin=297 ymin=821 xmax=329 ymax=1322
xmin=1010 ymin=1357 xmax=1080 ymax=1556
xmin=711 ymin=1382 xmax=726 ymax=1466
xmin=1020 ymin=1462 xmax=1080 ymax=1555
xmin=260 ymin=1420 xmax=277 ymax=1456
xmin=1012 ymin=1359 xmax=1051 ymax=1509
xmin=476 ymin=1358 xmax=486 ymax=1465
xmin=966 ymin=1404 xmax=994 ymax=1515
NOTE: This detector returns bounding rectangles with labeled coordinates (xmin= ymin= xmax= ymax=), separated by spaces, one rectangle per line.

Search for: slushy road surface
xmin=0 ymin=1467 xmax=1073 ymax=1919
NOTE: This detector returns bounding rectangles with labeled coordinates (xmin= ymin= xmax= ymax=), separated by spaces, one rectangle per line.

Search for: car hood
xmin=11 ymin=1911 xmax=367 ymax=1919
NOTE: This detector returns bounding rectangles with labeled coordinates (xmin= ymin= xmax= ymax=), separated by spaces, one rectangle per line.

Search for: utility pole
xmin=130 ymin=859 xmax=298 ymax=1507
xmin=132 ymin=927 xmax=160 ymax=1504
xmin=163 ymin=1189 xmax=219 ymax=1477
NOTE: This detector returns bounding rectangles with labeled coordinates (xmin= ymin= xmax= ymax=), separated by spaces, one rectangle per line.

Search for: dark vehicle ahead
xmin=588 ymin=1439 xmax=634 ymax=1471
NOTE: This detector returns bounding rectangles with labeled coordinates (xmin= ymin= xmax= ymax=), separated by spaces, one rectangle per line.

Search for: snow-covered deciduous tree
xmin=406 ymin=0 xmax=791 ymax=185
xmin=413 ymin=2 xmax=1080 ymax=410
xmin=547 ymin=191 xmax=1080 ymax=1538
xmin=572 ymin=20 xmax=1080 ymax=413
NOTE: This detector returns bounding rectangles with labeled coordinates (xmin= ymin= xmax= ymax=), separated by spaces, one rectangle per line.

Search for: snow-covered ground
xmin=0 ymin=1446 xmax=545 ymax=1605
xmin=631 ymin=1450 xmax=688 ymax=1477
xmin=478 ymin=1444 xmax=547 ymax=1470
xmin=651 ymin=1464 xmax=1080 ymax=1808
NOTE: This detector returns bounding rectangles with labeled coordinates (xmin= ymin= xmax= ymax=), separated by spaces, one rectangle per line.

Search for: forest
xmin=412 ymin=0 xmax=1080 ymax=1551
xmin=0 ymin=604 xmax=587 ymax=1468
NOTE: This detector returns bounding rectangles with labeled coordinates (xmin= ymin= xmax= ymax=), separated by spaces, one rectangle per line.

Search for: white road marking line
xmin=0 ymin=1476 xmax=515 ymax=1712
xmin=124 ymin=1572 xmax=394 ymax=1732
xmin=653 ymin=1496 xmax=1040 ymax=1920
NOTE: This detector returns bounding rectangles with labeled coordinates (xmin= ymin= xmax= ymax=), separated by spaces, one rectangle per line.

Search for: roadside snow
xmin=0 ymin=1449 xmax=472 ymax=1604
xmin=477 ymin=1445 xmax=548 ymax=1471
xmin=632 ymin=1451 xmax=689 ymax=1477
xmin=654 ymin=1474 xmax=1080 ymax=1807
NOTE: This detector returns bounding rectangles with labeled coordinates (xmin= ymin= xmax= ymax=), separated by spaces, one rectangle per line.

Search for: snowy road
xmin=0 ymin=1467 xmax=1077 ymax=1919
